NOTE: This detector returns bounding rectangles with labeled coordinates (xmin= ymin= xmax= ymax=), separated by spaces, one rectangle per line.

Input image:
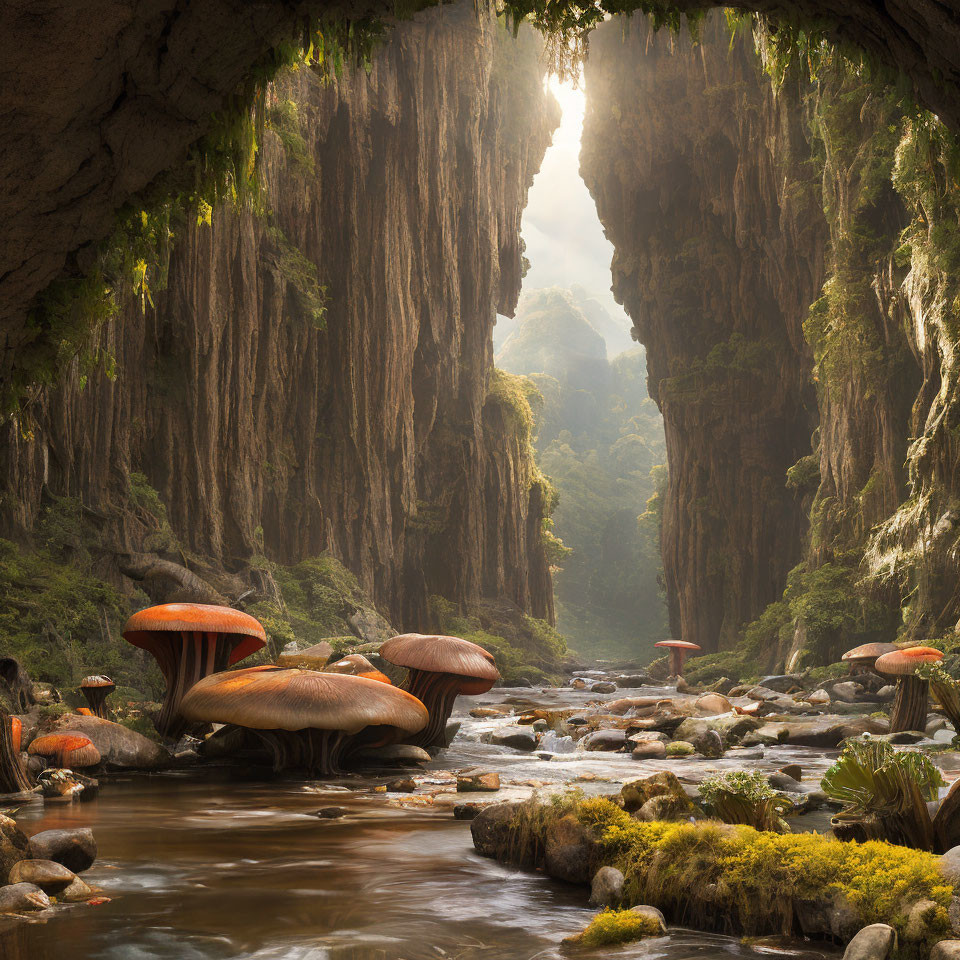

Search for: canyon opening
xmin=3 ymin=3 xmax=960 ymax=959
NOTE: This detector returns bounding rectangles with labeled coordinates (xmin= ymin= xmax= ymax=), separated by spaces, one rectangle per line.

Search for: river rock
xmin=386 ymin=778 xmax=416 ymax=792
xmin=806 ymin=689 xmax=831 ymax=705
xmin=934 ymin=943 xmax=960 ymax=960
xmin=27 ymin=828 xmax=96 ymax=873
xmin=637 ymin=793 xmax=693 ymax=821
xmin=666 ymin=740 xmax=695 ymax=757
xmin=0 ymin=815 xmax=29 ymax=884
xmin=485 ymin=726 xmax=537 ymax=751
xmin=694 ymin=693 xmax=733 ymax=715
xmin=629 ymin=904 xmax=667 ymax=934
xmin=54 ymin=715 xmax=169 ymax=770
xmin=746 ymin=685 xmax=786 ymax=701
xmin=760 ymin=675 xmax=804 ymax=693
xmin=571 ymin=678 xmax=587 ymax=690
xmin=60 ymin=875 xmax=94 ymax=902
xmin=621 ymin=771 xmax=691 ymax=813
xmin=605 ymin=697 xmax=660 ymax=716
xmin=673 ymin=718 xmax=708 ymax=742
xmin=355 ymin=743 xmax=432 ymax=765
xmin=632 ymin=741 xmax=667 ymax=760
xmin=8 ymin=858 xmax=75 ymax=893
xmin=830 ymin=681 xmax=862 ymax=703
xmin=905 ymin=899 xmax=940 ymax=941
xmin=779 ymin=764 xmax=802 ymax=782
xmin=582 ymin=729 xmax=627 ymax=751
xmin=591 ymin=681 xmax=617 ymax=694
xmin=0 ymin=882 xmax=50 ymax=913
xmin=692 ymin=729 xmax=724 ymax=759
xmin=471 ymin=803 xmax=523 ymax=861
xmin=617 ymin=675 xmax=650 ymax=688
xmin=544 ymin=814 xmax=598 ymax=884
xmin=877 ymin=685 xmax=896 ymax=700
xmin=705 ymin=677 xmax=734 ymax=695
xmin=470 ymin=707 xmax=509 ymax=719
xmin=589 ymin=865 xmax=625 ymax=907
xmin=842 ymin=924 xmax=897 ymax=960
xmin=453 ymin=803 xmax=484 ymax=820
xmin=457 ymin=769 xmax=500 ymax=792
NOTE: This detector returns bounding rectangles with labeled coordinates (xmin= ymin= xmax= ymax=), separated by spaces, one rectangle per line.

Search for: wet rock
xmin=605 ymin=697 xmax=661 ymax=716
xmin=484 ymin=726 xmax=537 ymax=751
xmin=313 ymin=807 xmax=347 ymax=819
xmin=778 ymin=764 xmax=802 ymax=781
xmin=694 ymin=693 xmax=733 ymax=715
xmin=582 ymin=729 xmax=627 ymax=751
xmin=453 ymin=803 xmax=483 ymax=820
xmin=842 ymin=924 xmax=897 ymax=960
xmin=621 ymin=771 xmax=692 ymax=813
xmin=665 ymin=740 xmax=695 ymax=757
xmin=589 ymin=865 xmax=625 ymax=907
xmin=457 ymin=769 xmax=500 ymax=792
xmin=54 ymin=715 xmax=169 ymax=770
xmin=617 ymin=675 xmax=650 ymax=688
xmin=27 ymin=828 xmax=96 ymax=873
xmin=768 ymin=772 xmax=804 ymax=792
xmin=386 ymin=778 xmax=416 ymax=792
xmin=877 ymin=685 xmax=896 ymax=701
xmin=637 ymin=794 xmax=693 ymax=821
xmin=629 ymin=904 xmax=667 ymax=934
xmin=0 ymin=816 xmax=29 ymax=884
xmin=0 ymin=882 xmax=49 ymax=913
xmin=705 ymin=677 xmax=734 ymax=695
xmin=632 ymin=741 xmax=667 ymax=760
xmin=354 ymin=743 xmax=432 ymax=765
xmin=673 ymin=718 xmax=708 ymax=742
xmin=692 ymin=730 xmax=724 ymax=759
xmin=745 ymin=685 xmax=783 ymax=701
xmin=8 ymin=859 xmax=75 ymax=893
xmin=470 ymin=706 xmax=510 ymax=719
xmin=544 ymin=814 xmax=598 ymax=884
xmin=709 ymin=714 xmax=761 ymax=742
xmin=571 ymin=678 xmax=587 ymax=690
xmin=591 ymin=681 xmax=617 ymax=694
xmin=830 ymin=682 xmax=862 ymax=703
xmin=443 ymin=721 xmax=461 ymax=746
xmin=807 ymin=689 xmax=831 ymax=706
xmin=59 ymin=875 xmax=94 ymax=902
xmin=905 ymin=899 xmax=940 ymax=941
xmin=931 ymin=942 xmax=960 ymax=960
xmin=38 ymin=769 xmax=97 ymax=800
xmin=471 ymin=803 xmax=523 ymax=861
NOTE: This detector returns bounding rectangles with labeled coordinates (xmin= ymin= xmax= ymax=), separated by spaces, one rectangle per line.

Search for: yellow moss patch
xmin=580 ymin=909 xmax=664 ymax=946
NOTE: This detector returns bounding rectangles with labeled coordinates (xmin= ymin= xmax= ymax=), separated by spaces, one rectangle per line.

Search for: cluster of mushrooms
xmin=113 ymin=603 xmax=501 ymax=775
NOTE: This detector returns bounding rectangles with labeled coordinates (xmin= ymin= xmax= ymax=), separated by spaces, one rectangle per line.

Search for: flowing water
xmin=0 ymin=681 xmax=852 ymax=960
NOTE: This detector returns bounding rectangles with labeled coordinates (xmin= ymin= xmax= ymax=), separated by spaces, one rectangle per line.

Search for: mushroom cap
xmin=75 ymin=708 xmax=94 ymax=716
xmin=841 ymin=642 xmax=898 ymax=663
xmin=28 ymin=733 xmax=101 ymax=768
xmin=123 ymin=603 xmax=266 ymax=664
xmin=10 ymin=717 xmax=21 ymax=752
xmin=654 ymin=640 xmax=702 ymax=651
xmin=180 ymin=666 xmax=428 ymax=736
xmin=874 ymin=646 xmax=944 ymax=677
xmin=379 ymin=634 xmax=499 ymax=686
xmin=81 ymin=675 xmax=115 ymax=689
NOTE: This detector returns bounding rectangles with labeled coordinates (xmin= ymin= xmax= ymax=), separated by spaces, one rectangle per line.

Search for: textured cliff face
xmin=0 ymin=4 xmax=558 ymax=629
xmin=581 ymin=14 xmax=826 ymax=652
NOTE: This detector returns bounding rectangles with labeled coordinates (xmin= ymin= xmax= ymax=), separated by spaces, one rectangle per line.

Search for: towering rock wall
xmin=0 ymin=3 xmax=558 ymax=630
xmin=581 ymin=14 xmax=827 ymax=652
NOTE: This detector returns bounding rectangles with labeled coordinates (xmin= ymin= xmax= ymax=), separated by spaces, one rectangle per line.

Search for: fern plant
xmin=698 ymin=770 xmax=793 ymax=833
xmin=821 ymin=736 xmax=945 ymax=850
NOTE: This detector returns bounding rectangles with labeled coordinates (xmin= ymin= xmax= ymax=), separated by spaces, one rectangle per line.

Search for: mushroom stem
xmin=890 ymin=675 xmax=929 ymax=733
xmin=250 ymin=728 xmax=347 ymax=775
xmin=670 ymin=649 xmax=683 ymax=676
xmin=82 ymin=688 xmax=109 ymax=719
xmin=0 ymin=712 xmax=32 ymax=794
xmin=155 ymin=631 xmax=241 ymax=738
xmin=402 ymin=670 xmax=460 ymax=748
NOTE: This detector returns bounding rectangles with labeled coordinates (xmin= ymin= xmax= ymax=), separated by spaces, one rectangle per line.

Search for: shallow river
xmin=0 ymin=682 xmax=849 ymax=960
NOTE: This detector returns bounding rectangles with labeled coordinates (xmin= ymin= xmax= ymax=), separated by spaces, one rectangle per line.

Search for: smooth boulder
xmin=842 ymin=924 xmax=896 ymax=960
xmin=457 ymin=769 xmax=500 ymax=792
xmin=485 ymin=726 xmax=537 ymax=751
xmin=8 ymin=858 xmax=75 ymax=893
xmin=589 ymin=866 xmax=625 ymax=907
xmin=0 ymin=881 xmax=49 ymax=913
xmin=54 ymin=715 xmax=169 ymax=769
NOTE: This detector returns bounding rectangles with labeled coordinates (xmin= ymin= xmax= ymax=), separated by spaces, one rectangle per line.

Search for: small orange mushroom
xmin=80 ymin=675 xmax=115 ymax=719
xmin=10 ymin=717 xmax=21 ymax=753
xmin=653 ymin=639 xmax=702 ymax=677
xmin=379 ymin=634 xmax=500 ymax=748
xmin=123 ymin=603 xmax=266 ymax=738
xmin=874 ymin=646 xmax=944 ymax=733
xmin=28 ymin=733 xmax=101 ymax=769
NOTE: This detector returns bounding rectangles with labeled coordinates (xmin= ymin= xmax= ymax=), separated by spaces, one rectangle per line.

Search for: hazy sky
xmin=515 ymin=78 xmax=634 ymax=340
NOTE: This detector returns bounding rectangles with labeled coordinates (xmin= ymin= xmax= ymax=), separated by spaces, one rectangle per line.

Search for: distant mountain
xmin=568 ymin=284 xmax=636 ymax=357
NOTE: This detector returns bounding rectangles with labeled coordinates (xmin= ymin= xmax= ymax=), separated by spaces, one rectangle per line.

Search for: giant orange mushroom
xmin=379 ymin=634 xmax=500 ymax=748
xmin=80 ymin=675 xmax=115 ymax=719
xmin=874 ymin=646 xmax=944 ymax=733
xmin=181 ymin=666 xmax=428 ymax=774
xmin=28 ymin=733 xmax=101 ymax=770
xmin=123 ymin=603 xmax=266 ymax=739
xmin=654 ymin=639 xmax=702 ymax=678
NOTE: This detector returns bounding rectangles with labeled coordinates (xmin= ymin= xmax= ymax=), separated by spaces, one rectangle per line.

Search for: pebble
xmin=313 ymin=807 xmax=347 ymax=819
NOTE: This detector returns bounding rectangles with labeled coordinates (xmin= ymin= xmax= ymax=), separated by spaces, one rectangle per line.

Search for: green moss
xmin=580 ymin=909 xmax=663 ymax=946
xmin=786 ymin=454 xmax=821 ymax=495
xmin=265 ymin=222 xmax=327 ymax=328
